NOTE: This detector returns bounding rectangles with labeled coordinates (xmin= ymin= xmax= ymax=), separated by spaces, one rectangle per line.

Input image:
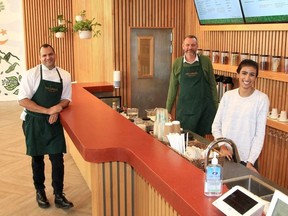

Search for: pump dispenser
xmin=204 ymin=152 xmax=222 ymax=196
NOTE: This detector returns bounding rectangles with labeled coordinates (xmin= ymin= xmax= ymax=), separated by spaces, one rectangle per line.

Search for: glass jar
xmin=260 ymin=55 xmax=269 ymax=70
xmin=250 ymin=54 xmax=259 ymax=63
xmin=212 ymin=50 xmax=220 ymax=63
xmin=197 ymin=49 xmax=203 ymax=56
xmin=240 ymin=53 xmax=249 ymax=62
xmin=221 ymin=51 xmax=229 ymax=65
xmin=203 ymin=50 xmax=210 ymax=58
xmin=271 ymin=56 xmax=281 ymax=72
xmin=284 ymin=57 xmax=288 ymax=73
xmin=230 ymin=52 xmax=239 ymax=66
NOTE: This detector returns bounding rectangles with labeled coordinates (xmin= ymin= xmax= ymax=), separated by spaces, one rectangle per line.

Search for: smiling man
xmin=18 ymin=44 xmax=74 ymax=209
xmin=166 ymin=35 xmax=218 ymax=136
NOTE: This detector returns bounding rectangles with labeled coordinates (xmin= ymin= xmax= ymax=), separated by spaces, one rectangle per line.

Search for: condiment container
xmin=212 ymin=50 xmax=220 ymax=63
xmin=250 ymin=54 xmax=259 ymax=63
xmin=230 ymin=52 xmax=239 ymax=66
xmin=221 ymin=51 xmax=229 ymax=65
xmin=240 ymin=53 xmax=249 ymax=62
xmin=271 ymin=56 xmax=281 ymax=72
xmin=203 ymin=50 xmax=210 ymax=58
xmin=284 ymin=57 xmax=288 ymax=73
xmin=197 ymin=49 xmax=203 ymax=56
xmin=260 ymin=54 xmax=269 ymax=70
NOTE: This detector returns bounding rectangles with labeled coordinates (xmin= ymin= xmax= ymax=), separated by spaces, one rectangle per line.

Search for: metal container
xmin=222 ymin=76 xmax=234 ymax=93
xmin=215 ymin=75 xmax=224 ymax=102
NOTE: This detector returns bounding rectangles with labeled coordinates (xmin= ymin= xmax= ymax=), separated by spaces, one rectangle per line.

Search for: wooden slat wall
xmin=90 ymin=161 xmax=179 ymax=216
xmin=67 ymin=131 xmax=179 ymax=216
xmin=22 ymin=0 xmax=74 ymax=78
xmin=259 ymin=128 xmax=288 ymax=189
xmin=113 ymin=0 xmax=186 ymax=106
xmin=186 ymin=0 xmax=288 ymax=189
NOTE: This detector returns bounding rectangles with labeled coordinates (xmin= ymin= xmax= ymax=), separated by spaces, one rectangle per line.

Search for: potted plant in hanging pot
xmin=75 ymin=10 xmax=86 ymax=22
xmin=49 ymin=25 xmax=68 ymax=38
xmin=73 ymin=17 xmax=101 ymax=39
xmin=57 ymin=14 xmax=65 ymax=25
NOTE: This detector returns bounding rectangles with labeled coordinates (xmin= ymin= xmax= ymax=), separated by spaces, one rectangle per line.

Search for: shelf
xmin=266 ymin=119 xmax=288 ymax=133
xmin=213 ymin=63 xmax=288 ymax=83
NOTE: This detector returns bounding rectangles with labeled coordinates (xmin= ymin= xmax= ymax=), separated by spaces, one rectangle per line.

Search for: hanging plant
xmin=73 ymin=12 xmax=101 ymax=39
xmin=75 ymin=10 xmax=86 ymax=22
xmin=49 ymin=14 xmax=71 ymax=38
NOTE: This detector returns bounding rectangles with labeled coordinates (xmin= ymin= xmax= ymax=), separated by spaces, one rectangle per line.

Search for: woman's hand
xmin=246 ymin=162 xmax=259 ymax=173
xmin=220 ymin=145 xmax=233 ymax=160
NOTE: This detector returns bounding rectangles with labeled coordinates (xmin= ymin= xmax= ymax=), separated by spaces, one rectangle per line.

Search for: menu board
xmin=194 ymin=0 xmax=244 ymax=25
xmin=241 ymin=0 xmax=288 ymax=23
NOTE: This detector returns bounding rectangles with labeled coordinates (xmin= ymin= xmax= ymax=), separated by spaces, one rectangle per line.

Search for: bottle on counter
xmin=204 ymin=152 xmax=222 ymax=197
xmin=112 ymin=102 xmax=117 ymax=110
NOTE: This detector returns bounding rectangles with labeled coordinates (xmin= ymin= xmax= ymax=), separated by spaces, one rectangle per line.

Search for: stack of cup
xmin=278 ymin=110 xmax=288 ymax=122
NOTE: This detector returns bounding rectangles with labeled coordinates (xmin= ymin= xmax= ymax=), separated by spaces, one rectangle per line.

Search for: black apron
xmin=24 ymin=66 xmax=66 ymax=156
xmin=176 ymin=57 xmax=216 ymax=135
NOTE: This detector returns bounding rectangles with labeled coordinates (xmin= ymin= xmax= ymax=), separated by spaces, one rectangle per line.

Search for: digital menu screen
xmin=240 ymin=0 xmax=288 ymax=23
xmin=194 ymin=0 xmax=244 ymax=25
xmin=223 ymin=189 xmax=258 ymax=214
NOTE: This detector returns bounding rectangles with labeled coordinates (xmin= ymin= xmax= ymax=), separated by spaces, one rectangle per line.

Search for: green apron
xmin=176 ymin=57 xmax=216 ymax=136
xmin=24 ymin=66 xmax=66 ymax=156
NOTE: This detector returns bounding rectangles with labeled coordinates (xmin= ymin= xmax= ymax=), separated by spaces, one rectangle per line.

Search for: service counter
xmin=61 ymin=82 xmax=288 ymax=216
xmin=61 ymin=82 xmax=225 ymax=216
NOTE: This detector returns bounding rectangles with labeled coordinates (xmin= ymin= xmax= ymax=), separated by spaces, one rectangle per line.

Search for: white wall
xmin=0 ymin=0 xmax=26 ymax=101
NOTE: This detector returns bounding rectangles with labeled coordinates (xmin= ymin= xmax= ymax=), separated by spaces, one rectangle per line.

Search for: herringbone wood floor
xmin=0 ymin=101 xmax=91 ymax=216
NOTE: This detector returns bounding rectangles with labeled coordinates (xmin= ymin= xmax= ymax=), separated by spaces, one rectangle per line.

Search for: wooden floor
xmin=0 ymin=101 xmax=92 ymax=216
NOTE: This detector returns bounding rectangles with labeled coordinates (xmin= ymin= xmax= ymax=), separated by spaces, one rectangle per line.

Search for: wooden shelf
xmin=266 ymin=118 xmax=288 ymax=133
xmin=213 ymin=63 xmax=288 ymax=83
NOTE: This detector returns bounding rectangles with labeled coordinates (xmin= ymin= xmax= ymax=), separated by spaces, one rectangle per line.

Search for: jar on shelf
xmin=240 ymin=53 xmax=249 ymax=62
xmin=271 ymin=56 xmax=281 ymax=72
xmin=284 ymin=57 xmax=288 ymax=73
xmin=203 ymin=49 xmax=210 ymax=58
xmin=212 ymin=50 xmax=220 ymax=63
xmin=250 ymin=54 xmax=259 ymax=63
xmin=197 ymin=49 xmax=203 ymax=56
xmin=221 ymin=51 xmax=229 ymax=65
xmin=230 ymin=52 xmax=239 ymax=66
xmin=260 ymin=55 xmax=269 ymax=70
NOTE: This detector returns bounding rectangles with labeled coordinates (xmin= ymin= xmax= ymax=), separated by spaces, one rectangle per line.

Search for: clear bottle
xmin=112 ymin=102 xmax=117 ymax=110
xmin=204 ymin=152 xmax=222 ymax=196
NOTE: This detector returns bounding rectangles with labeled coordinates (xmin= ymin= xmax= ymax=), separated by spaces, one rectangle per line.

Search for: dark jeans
xmin=32 ymin=153 xmax=64 ymax=194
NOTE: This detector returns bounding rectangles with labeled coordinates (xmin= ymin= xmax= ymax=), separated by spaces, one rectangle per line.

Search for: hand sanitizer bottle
xmin=204 ymin=152 xmax=222 ymax=196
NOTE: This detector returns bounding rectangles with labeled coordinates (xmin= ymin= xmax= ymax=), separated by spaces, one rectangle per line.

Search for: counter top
xmin=61 ymin=83 xmax=224 ymax=216
xmin=60 ymin=82 xmax=287 ymax=215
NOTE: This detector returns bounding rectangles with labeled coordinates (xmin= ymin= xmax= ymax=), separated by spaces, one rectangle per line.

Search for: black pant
xmin=32 ymin=153 xmax=64 ymax=194
xmin=22 ymin=121 xmax=65 ymax=194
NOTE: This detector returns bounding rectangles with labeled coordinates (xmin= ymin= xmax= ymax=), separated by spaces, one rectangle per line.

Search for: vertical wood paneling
xmin=258 ymin=128 xmax=288 ymax=189
xmin=22 ymin=0 xmax=74 ymax=78
xmin=113 ymin=0 xmax=185 ymax=106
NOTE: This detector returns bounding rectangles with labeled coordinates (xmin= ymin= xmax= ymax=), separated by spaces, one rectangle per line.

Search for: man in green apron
xmin=166 ymin=35 xmax=218 ymax=136
xmin=18 ymin=44 xmax=73 ymax=209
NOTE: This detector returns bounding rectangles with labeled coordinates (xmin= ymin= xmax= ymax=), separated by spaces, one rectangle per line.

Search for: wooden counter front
xmin=61 ymin=83 xmax=223 ymax=216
